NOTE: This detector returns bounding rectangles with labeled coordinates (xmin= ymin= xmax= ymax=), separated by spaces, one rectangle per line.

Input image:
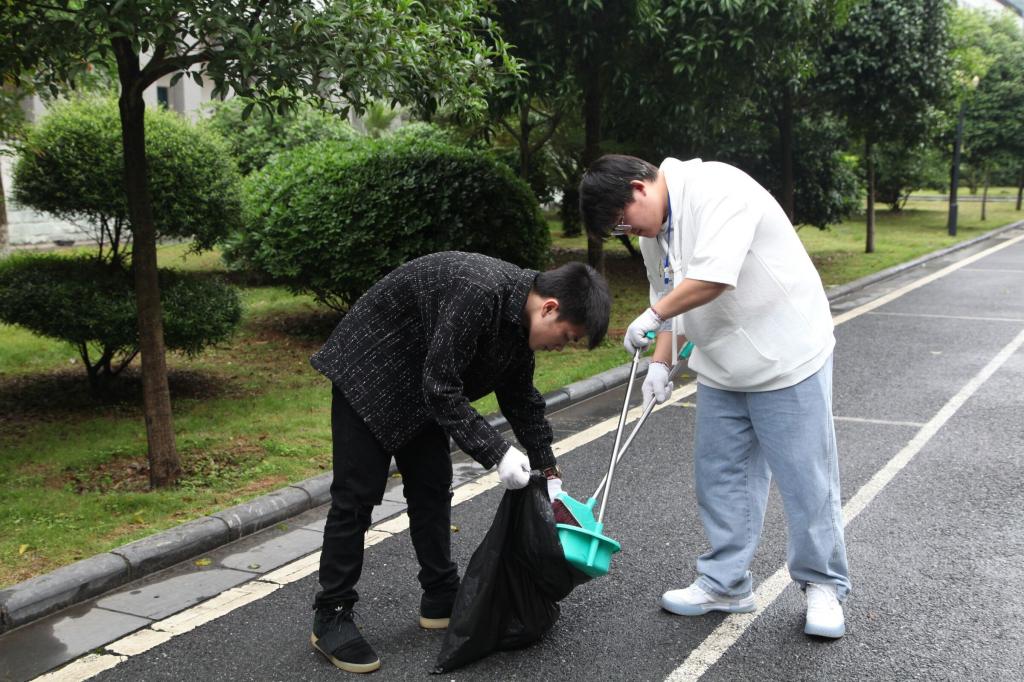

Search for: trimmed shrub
xmin=0 ymin=254 xmax=241 ymax=392
xmin=12 ymin=96 xmax=242 ymax=263
xmin=236 ymin=135 xmax=551 ymax=310
xmin=202 ymin=98 xmax=359 ymax=176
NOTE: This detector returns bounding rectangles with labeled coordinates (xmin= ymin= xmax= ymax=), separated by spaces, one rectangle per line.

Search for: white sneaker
xmin=804 ymin=582 xmax=845 ymax=638
xmin=661 ymin=582 xmax=756 ymax=616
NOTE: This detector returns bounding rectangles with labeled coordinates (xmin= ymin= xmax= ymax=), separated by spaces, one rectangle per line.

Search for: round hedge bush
xmin=12 ymin=96 xmax=242 ymax=258
xmin=0 ymin=254 xmax=242 ymax=390
xmin=237 ymin=134 xmax=551 ymax=310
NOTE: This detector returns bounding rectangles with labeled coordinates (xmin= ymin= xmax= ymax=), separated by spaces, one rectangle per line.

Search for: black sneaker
xmin=311 ymin=605 xmax=381 ymax=673
xmin=419 ymin=588 xmax=458 ymax=630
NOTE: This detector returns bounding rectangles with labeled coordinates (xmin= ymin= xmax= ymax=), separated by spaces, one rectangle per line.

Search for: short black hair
xmin=578 ymin=154 xmax=659 ymax=239
xmin=533 ymin=261 xmax=611 ymax=349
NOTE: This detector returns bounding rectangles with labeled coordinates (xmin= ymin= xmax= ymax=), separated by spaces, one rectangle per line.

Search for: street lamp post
xmin=947 ymin=76 xmax=979 ymax=237
xmin=947 ymin=98 xmax=966 ymax=236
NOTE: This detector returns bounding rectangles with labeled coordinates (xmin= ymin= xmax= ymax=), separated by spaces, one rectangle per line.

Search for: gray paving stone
xmin=218 ymin=528 xmax=323 ymax=574
xmin=110 ymin=517 xmax=229 ymax=578
xmin=451 ymin=458 xmax=482 ymax=486
xmin=370 ymin=499 xmax=407 ymax=524
xmin=211 ymin=486 xmax=309 ymax=540
xmin=95 ymin=568 xmax=254 ymax=620
xmin=0 ymin=553 xmax=129 ymax=632
xmin=0 ymin=602 xmax=149 ymax=681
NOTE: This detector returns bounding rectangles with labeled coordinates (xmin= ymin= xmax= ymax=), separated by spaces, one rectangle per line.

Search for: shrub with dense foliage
xmin=235 ymin=135 xmax=551 ymax=310
xmin=201 ymin=98 xmax=359 ymax=176
xmin=0 ymin=254 xmax=241 ymax=392
xmin=12 ymin=96 xmax=242 ymax=264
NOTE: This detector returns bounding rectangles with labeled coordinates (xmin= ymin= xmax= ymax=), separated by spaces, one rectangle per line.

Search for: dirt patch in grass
xmin=55 ymin=439 xmax=267 ymax=494
xmin=0 ymin=367 xmax=234 ymax=423
xmin=245 ymin=308 xmax=342 ymax=343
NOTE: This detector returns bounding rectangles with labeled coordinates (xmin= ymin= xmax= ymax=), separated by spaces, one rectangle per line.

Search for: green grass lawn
xmin=1 ymin=199 xmax=1021 ymax=587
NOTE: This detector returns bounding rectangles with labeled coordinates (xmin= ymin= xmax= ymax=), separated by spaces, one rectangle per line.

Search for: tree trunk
xmin=582 ymin=61 xmax=604 ymax=273
xmin=114 ymin=39 xmax=181 ymax=488
xmin=1017 ymin=169 xmax=1023 ymax=211
xmin=779 ymin=87 xmax=795 ymax=222
xmin=981 ymin=169 xmax=988 ymax=221
xmin=517 ymin=98 xmax=531 ymax=182
xmin=0 ymin=169 xmax=8 ymax=256
xmin=865 ymin=139 xmax=876 ymax=254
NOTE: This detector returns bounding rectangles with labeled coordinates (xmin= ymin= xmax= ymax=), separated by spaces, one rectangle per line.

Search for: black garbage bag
xmin=433 ymin=475 xmax=591 ymax=673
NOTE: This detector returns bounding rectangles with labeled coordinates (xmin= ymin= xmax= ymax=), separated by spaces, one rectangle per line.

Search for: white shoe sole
xmin=661 ymin=592 xmax=757 ymax=616
xmin=804 ymin=621 xmax=846 ymax=638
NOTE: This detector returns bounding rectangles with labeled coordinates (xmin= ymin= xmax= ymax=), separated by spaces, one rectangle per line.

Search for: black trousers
xmin=314 ymin=385 xmax=459 ymax=609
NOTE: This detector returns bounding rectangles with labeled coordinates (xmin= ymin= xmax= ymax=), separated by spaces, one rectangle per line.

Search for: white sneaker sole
xmin=661 ymin=592 xmax=757 ymax=616
xmin=804 ymin=620 xmax=846 ymax=638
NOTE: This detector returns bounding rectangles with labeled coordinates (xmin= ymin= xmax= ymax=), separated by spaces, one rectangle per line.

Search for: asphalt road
xmin=92 ymin=229 xmax=1024 ymax=681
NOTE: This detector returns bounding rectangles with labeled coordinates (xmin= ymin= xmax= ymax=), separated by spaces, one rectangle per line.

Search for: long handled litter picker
xmin=555 ymin=338 xmax=694 ymax=577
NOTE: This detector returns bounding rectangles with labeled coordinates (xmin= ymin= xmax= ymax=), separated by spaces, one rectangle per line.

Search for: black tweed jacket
xmin=310 ymin=252 xmax=555 ymax=470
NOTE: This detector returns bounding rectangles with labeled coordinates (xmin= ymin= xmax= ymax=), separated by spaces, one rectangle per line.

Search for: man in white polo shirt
xmin=579 ymin=154 xmax=850 ymax=638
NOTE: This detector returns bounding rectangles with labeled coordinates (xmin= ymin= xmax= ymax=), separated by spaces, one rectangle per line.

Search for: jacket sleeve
xmin=494 ymin=350 xmax=555 ymax=470
xmin=421 ymin=285 xmax=511 ymax=468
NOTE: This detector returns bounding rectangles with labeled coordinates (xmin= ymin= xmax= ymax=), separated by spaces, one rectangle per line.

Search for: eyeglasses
xmin=610 ymin=210 xmax=632 ymax=237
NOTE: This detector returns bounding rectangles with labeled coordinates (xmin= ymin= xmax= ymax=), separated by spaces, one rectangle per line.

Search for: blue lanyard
xmin=663 ymin=199 xmax=673 ymax=285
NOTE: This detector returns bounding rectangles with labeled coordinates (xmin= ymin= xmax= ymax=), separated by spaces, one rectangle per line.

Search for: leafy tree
xmin=1 ymin=0 xmax=516 ymax=487
xmin=958 ymin=9 xmax=1024 ymax=219
xmin=816 ymin=0 xmax=953 ymax=252
xmin=490 ymin=0 xmax=665 ymax=266
xmin=874 ymin=141 xmax=948 ymax=212
xmin=13 ymin=96 xmax=242 ymax=266
xmin=202 ymin=98 xmax=357 ymax=176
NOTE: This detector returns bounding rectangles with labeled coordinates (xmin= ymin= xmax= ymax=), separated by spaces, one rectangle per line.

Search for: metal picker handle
xmin=592 ymin=341 xmax=694 ymax=501
xmin=596 ymin=333 xmax=652 ymax=524
xmin=593 ymin=342 xmax=638 ymax=522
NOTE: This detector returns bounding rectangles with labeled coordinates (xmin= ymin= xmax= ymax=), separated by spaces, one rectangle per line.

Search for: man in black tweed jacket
xmin=309 ymin=251 xmax=611 ymax=673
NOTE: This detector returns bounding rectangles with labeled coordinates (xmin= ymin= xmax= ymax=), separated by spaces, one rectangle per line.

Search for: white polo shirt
xmin=639 ymin=158 xmax=834 ymax=392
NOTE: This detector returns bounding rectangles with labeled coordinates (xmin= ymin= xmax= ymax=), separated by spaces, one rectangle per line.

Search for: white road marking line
xmin=666 ymin=325 xmax=1024 ymax=682
xmin=42 ymin=230 xmax=1024 ymax=680
xmin=831 ymin=233 xmax=1024 ymax=327
xmin=960 ymin=267 xmax=1024 ymax=273
xmin=833 ymin=416 xmax=925 ymax=428
xmin=867 ymin=311 xmax=1024 ymax=323
xmin=34 ymin=654 xmax=127 ymax=681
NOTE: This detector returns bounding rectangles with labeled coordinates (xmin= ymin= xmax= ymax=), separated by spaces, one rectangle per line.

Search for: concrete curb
xmin=3 ymin=219 xmax=1021 ymax=633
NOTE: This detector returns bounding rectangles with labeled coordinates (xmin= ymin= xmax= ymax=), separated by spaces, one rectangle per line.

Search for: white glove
xmin=642 ymin=361 xmax=672 ymax=409
xmin=546 ymin=476 xmax=563 ymax=503
xmin=497 ymin=447 xmax=531 ymax=490
xmin=624 ymin=308 xmax=662 ymax=354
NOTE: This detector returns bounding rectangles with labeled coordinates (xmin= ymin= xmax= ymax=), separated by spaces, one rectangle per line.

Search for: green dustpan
xmin=554 ymin=494 xmax=621 ymax=577
xmin=555 ymin=339 xmax=694 ymax=578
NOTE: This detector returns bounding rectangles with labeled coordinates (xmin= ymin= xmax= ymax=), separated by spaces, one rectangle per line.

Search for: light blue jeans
xmin=693 ymin=355 xmax=851 ymax=601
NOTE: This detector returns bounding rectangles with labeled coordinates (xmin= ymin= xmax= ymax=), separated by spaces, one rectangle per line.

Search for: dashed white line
xmin=867 ymin=311 xmax=1024 ymax=323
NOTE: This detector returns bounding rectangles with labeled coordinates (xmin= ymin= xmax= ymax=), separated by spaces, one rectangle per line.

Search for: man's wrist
xmin=541 ymin=464 xmax=562 ymax=480
xmin=650 ymin=360 xmax=670 ymax=371
xmin=649 ymin=306 xmax=665 ymax=322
